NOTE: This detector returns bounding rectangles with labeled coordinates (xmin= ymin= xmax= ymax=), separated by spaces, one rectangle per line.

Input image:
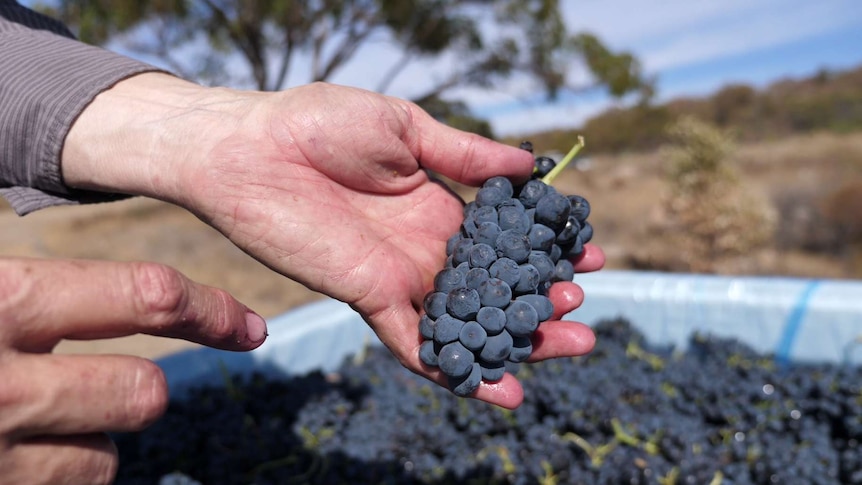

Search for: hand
xmin=0 ymin=258 xmax=266 ymax=485
xmin=62 ymin=76 xmax=605 ymax=409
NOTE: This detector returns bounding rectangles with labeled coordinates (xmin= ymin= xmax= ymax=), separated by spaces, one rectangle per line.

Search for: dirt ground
xmin=2 ymin=130 xmax=860 ymax=360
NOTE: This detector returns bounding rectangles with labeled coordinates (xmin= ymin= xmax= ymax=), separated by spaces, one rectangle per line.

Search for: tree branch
xmin=313 ymin=7 xmax=381 ymax=82
xmin=374 ymin=50 xmax=415 ymax=94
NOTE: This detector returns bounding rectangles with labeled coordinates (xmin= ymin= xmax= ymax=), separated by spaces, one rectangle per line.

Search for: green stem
xmin=542 ymin=136 xmax=585 ymax=185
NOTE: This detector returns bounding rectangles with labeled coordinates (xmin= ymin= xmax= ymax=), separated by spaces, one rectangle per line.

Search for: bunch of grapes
xmin=419 ymin=139 xmax=593 ymax=396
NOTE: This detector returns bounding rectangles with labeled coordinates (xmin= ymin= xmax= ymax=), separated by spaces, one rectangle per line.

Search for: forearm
xmin=61 ymin=72 xmax=259 ymax=209
xmin=0 ymin=2 xmax=165 ymax=215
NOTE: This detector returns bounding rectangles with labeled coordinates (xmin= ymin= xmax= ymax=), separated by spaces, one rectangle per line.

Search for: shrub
xmin=657 ymin=117 xmax=776 ymax=272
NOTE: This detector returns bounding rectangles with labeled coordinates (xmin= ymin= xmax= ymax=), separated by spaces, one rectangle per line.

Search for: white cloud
xmin=560 ymin=0 xmax=860 ymax=72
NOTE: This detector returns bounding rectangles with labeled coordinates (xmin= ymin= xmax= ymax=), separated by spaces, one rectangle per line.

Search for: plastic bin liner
xmin=569 ymin=270 xmax=862 ymax=366
xmin=156 ymin=270 xmax=862 ymax=396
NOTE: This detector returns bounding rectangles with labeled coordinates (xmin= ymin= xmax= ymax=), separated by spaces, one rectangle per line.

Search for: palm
xmin=211 ymin=163 xmax=463 ymax=357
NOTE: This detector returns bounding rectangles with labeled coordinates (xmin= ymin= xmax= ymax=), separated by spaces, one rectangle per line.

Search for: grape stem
xmin=541 ymin=136 xmax=585 ymax=185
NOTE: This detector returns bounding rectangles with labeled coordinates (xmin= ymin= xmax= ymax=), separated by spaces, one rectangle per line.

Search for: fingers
xmin=528 ymin=320 xmax=596 ymax=362
xmin=0 ymin=434 xmax=118 ymax=485
xmin=406 ymin=104 xmax=535 ymax=186
xmin=0 ymin=353 xmax=168 ymax=438
xmin=547 ymin=281 xmax=585 ymax=320
xmin=0 ymin=258 xmax=267 ymax=352
xmin=572 ymin=243 xmax=605 ymax=273
xmin=473 ymin=373 xmax=525 ymax=410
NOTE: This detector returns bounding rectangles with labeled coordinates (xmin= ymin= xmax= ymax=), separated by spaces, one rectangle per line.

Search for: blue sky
xmin=22 ymin=0 xmax=862 ymax=137
xmin=469 ymin=0 xmax=862 ymax=136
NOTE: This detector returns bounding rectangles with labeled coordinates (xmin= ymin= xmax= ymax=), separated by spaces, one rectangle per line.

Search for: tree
xmin=34 ymin=0 xmax=649 ymax=136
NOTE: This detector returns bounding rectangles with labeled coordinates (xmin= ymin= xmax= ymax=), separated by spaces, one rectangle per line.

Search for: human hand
xmin=0 ymin=258 xmax=267 ymax=485
xmin=62 ymin=76 xmax=604 ymax=409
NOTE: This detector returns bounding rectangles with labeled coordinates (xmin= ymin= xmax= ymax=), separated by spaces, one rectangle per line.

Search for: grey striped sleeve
xmin=0 ymin=1 xmax=168 ymax=215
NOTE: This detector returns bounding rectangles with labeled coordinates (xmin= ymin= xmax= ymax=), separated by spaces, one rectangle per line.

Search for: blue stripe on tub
xmin=775 ymin=280 xmax=821 ymax=367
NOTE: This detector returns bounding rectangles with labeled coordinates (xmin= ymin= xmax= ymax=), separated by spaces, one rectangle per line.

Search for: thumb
xmin=406 ymin=105 xmax=534 ymax=186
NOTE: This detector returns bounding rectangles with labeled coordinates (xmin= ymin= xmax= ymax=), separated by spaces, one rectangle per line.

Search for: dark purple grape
xmin=516 ymin=294 xmax=554 ymax=322
xmin=459 ymin=321 xmax=487 ymax=351
xmin=495 ymin=230 xmax=530 ymax=264
xmin=518 ymin=140 xmax=534 ymax=153
xmin=465 ymin=267 xmax=490 ymax=290
xmin=451 ymin=238 xmax=474 ymax=265
xmin=498 ymin=205 xmax=531 ymax=234
xmin=460 ymin=216 xmax=477 ymax=238
xmin=419 ymin=314 xmax=436 ymax=340
xmin=580 ymin=221 xmax=593 ymax=243
xmin=476 ymin=306 xmax=506 ymax=335
xmin=535 ymin=192 xmax=571 ymax=230
xmin=483 ymin=176 xmax=514 ymax=199
xmin=433 ymin=314 xmax=464 ymax=345
xmin=474 ymin=221 xmax=502 ymax=247
xmin=508 ymin=336 xmax=533 ymax=363
xmin=477 ymin=277 xmax=512 ymax=308
xmin=476 ymin=186 xmax=506 ymax=208
xmin=419 ymin=340 xmax=439 ymax=366
xmin=438 ymin=341 xmax=474 ymax=378
xmin=498 ymin=197 xmax=525 ymax=212
xmin=528 ymin=251 xmax=555 ymax=282
xmin=568 ymin=194 xmax=591 ymax=222
xmin=488 ymin=257 xmax=520 ymax=288
xmin=448 ymin=362 xmax=482 ymax=397
xmin=446 ymin=287 xmax=480 ymax=320
xmin=468 ymin=243 xmax=497 ymax=269
xmin=434 ymin=269 xmax=464 ymax=293
xmin=474 ymin=205 xmax=498 ymax=225
xmin=514 ymin=264 xmax=540 ymax=294
xmin=479 ymin=330 xmax=513 ymax=363
xmin=463 ymin=200 xmax=477 ymax=218
xmin=565 ymin=235 xmax=585 ymax=259
xmin=534 ymin=156 xmax=556 ymax=177
xmin=554 ymin=259 xmax=574 ymax=282
xmin=528 ymin=224 xmax=555 ymax=252
xmin=504 ymin=300 xmax=539 ymax=337
xmin=479 ymin=359 xmax=506 ymax=381
xmin=555 ymin=215 xmax=581 ymax=246
xmin=518 ymin=179 xmax=548 ymax=208
xmin=549 ymin=244 xmax=562 ymax=263
xmin=423 ymin=291 xmax=448 ymax=319
xmin=446 ymin=233 xmax=461 ymax=256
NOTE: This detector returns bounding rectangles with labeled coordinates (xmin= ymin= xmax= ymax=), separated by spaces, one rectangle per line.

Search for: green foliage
xmin=571 ymin=32 xmax=645 ymax=98
xmin=34 ymin=0 xmax=648 ymax=138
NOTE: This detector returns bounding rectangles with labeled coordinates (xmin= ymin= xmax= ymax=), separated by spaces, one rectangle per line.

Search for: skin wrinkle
xmin=4 ymin=263 xmax=63 ymax=349
xmin=125 ymin=361 xmax=167 ymax=431
xmin=0 ymin=262 xmax=30 ymax=331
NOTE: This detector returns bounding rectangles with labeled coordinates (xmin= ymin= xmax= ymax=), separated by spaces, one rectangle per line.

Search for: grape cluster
xmin=116 ymin=319 xmax=862 ymax=485
xmin=419 ymin=142 xmax=593 ymax=396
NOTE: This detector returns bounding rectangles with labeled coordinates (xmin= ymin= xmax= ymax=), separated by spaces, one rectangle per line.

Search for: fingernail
xmin=246 ymin=311 xmax=268 ymax=343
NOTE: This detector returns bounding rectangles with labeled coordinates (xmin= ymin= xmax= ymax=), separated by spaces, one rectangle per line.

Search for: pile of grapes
xmin=419 ymin=140 xmax=593 ymax=396
xmin=115 ymin=318 xmax=862 ymax=485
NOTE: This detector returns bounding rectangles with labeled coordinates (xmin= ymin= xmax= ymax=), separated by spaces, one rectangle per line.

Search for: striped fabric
xmin=0 ymin=0 xmax=164 ymax=215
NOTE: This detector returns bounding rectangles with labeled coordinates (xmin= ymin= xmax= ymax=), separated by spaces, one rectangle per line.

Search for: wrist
xmin=60 ymin=73 xmax=250 ymax=205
